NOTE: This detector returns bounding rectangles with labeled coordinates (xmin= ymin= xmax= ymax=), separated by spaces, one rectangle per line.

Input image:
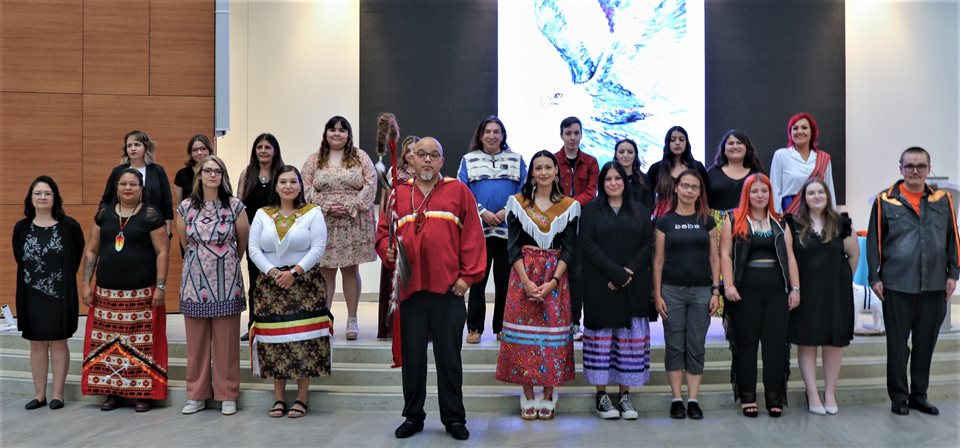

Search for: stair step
xmin=1 ymin=370 xmax=957 ymax=413
xmin=1 ymin=347 xmax=956 ymax=387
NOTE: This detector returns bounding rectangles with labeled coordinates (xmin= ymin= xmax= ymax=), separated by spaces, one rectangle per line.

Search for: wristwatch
xmin=791 ymin=286 xmax=801 ymax=293
xmin=156 ymin=284 xmax=166 ymax=291
xmin=292 ymin=270 xmax=301 ymax=279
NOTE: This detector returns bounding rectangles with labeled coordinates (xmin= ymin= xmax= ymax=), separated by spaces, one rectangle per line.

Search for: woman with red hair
xmin=720 ymin=173 xmax=801 ymax=417
xmin=770 ymin=113 xmax=837 ymax=215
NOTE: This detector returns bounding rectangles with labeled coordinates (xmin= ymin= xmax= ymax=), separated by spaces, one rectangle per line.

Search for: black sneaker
xmin=596 ymin=393 xmax=620 ymax=419
xmin=395 ymin=420 xmax=424 ymax=439
xmin=445 ymin=422 xmax=470 ymax=440
xmin=669 ymin=400 xmax=686 ymax=419
xmin=687 ymin=401 xmax=704 ymax=420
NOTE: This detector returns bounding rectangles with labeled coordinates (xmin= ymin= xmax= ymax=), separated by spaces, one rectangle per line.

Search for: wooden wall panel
xmin=1 ymin=204 xmax=180 ymax=315
xmin=81 ymin=94 xmax=215 ymax=205
xmin=0 ymin=92 xmax=83 ymax=204
xmin=83 ymin=0 xmax=150 ymax=95
xmin=0 ymin=0 xmax=82 ymax=93
xmin=149 ymin=0 xmax=215 ymax=96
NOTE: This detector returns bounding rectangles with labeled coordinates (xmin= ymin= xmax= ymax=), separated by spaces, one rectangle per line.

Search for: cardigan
xmin=99 ymin=163 xmax=175 ymax=221
xmin=578 ymin=200 xmax=656 ymax=329
xmin=12 ymin=217 xmax=85 ymax=334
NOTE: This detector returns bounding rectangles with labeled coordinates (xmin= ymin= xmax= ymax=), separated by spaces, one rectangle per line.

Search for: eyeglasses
xmin=202 ymin=168 xmax=223 ymax=176
xmin=677 ymin=183 xmax=701 ymax=191
xmin=900 ymin=164 xmax=929 ymax=173
xmin=32 ymin=191 xmax=54 ymax=197
xmin=191 ymin=146 xmax=210 ymax=153
xmin=118 ymin=182 xmax=140 ymax=188
xmin=415 ymin=151 xmax=442 ymax=160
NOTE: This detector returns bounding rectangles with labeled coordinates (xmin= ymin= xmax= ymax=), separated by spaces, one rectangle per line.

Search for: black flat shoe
xmin=395 ymin=420 xmax=424 ymax=439
xmin=445 ymin=422 xmax=470 ymax=440
xmin=25 ymin=399 xmax=46 ymax=410
xmin=908 ymin=398 xmax=939 ymax=415
xmin=687 ymin=401 xmax=704 ymax=420
xmin=891 ymin=403 xmax=910 ymax=415
xmin=669 ymin=401 xmax=686 ymax=419
xmin=49 ymin=399 xmax=64 ymax=410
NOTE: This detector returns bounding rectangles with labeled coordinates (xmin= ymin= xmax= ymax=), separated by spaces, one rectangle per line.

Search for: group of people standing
xmin=12 ymin=111 xmax=957 ymax=441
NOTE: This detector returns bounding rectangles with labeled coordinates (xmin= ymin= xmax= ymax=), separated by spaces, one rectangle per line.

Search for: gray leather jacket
xmin=867 ymin=181 xmax=960 ymax=294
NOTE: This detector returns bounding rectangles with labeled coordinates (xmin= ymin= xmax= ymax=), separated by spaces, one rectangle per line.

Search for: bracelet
xmin=551 ymin=276 xmax=561 ymax=285
xmin=791 ymin=286 xmax=801 ymax=293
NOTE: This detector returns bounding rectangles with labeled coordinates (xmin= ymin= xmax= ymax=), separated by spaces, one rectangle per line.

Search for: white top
xmin=248 ymin=206 xmax=327 ymax=274
xmin=770 ymin=146 xmax=837 ymax=213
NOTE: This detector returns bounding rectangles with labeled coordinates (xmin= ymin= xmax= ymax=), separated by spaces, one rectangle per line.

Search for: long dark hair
xmin=316 ymin=116 xmax=360 ymax=169
xmin=189 ymin=155 xmax=234 ymax=210
xmin=23 ymin=175 xmax=66 ymax=220
xmin=670 ymin=168 xmax=710 ymax=220
xmin=713 ymin=129 xmax=763 ymax=172
xmin=184 ymin=134 xmax=214 ymax=168
xmin=614 ymin=138 xmax=648 ymax=189
xmin=661 ymin=125 xmax=697 ymax=170
xmin=520 ymin=150 xmax=565 ymax=204
xmin=469 ymin=116 xmax=509 ymax=153
xmin=596 ymin=162 xmax=636 ymax=216
xmin=241 ymin=133 xmax=284 ymax=203
xmin=268 ymin=165 xmax=307 ymax=209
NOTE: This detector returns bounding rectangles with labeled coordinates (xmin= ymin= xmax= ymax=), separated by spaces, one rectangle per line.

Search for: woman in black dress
xmin=13 ymin=176 xmax=85 ymax=410
xmin=786 ymin=178 xmax=859 ymax=415
xmin=707 ymin=129 xmax=763 ymax=211
xmin=173 ymin=134 xmax=214 ymax=208
xmin=237 ymin=133 xmax=284 ymax=341
xmin=99 ymin=130 xmax=174 ymax=236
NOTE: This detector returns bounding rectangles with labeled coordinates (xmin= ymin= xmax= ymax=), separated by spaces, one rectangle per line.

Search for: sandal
xmin=769 ymin=406 xmax=783 ymax=418
xmin=287 ymin=400 xmax=308 ymax=418
xmin=538 ymin=391 xmax=558 ymax=420
xmin=741 ymin=403 xmax=759 ymax=418
xmin=268 ymin=400 xmax=287 ymax=418
xmin=520 ymin=394 xmax=539 ymax=420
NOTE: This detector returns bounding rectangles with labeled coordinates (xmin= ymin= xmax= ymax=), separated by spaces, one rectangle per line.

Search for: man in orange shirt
xmin=867 ymin=146 xmax=959 ymax=416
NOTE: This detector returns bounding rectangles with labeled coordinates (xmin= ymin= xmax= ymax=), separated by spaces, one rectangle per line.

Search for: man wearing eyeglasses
xmin=375 ymin=137 xmax=487 ymax=441
xmin=867 ymin=146 xmax=959 ymax=416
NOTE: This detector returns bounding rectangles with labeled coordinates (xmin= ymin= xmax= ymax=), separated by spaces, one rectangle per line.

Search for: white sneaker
xmin=618 ymin=394 xmax=639 ymax=420
xmin=221 ymin=400 xmax=237 ymax=415
xmin=182 ymin=400 xmax=206 ymax=414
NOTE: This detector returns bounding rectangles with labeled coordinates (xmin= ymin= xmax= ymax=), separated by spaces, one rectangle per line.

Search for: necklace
xmin=748 ymin=215 xmax=772 ymax=237
xmin=410 ymin=178 xmax=440 ymax=233
xmin=259 ymin=176 xmax=270 ymax=184
xmin=115 ymin=203 xmax=140 ymax=252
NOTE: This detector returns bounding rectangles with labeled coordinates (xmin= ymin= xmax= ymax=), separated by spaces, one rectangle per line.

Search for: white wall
xmin=217 ymin=0 xmax=381 ymax=294
xmin=845 ymin=0 xmax=960 ymax=228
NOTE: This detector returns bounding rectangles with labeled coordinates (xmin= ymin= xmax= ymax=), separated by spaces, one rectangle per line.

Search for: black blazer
xmin=578 ymin=200 xmax=656 ymax=329
xmin=99 ymin=163 xmax=174 ymax=221
xmin=12 ymin=217 xmax=85 ymax=335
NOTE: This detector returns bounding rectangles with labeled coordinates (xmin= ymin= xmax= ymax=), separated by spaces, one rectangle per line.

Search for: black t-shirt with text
xmin=656 ymin=211 xmax=715 ymax=286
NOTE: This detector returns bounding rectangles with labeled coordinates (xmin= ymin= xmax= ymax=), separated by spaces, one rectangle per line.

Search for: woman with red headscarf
xmin=769 ymin=113 xmax=837 ymax=215
xmin=720 ymin=173 xmax=800 ymax=418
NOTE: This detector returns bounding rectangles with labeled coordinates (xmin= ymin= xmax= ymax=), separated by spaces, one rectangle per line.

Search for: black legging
xmin=466 ymin=237 xmax=509 ymax=334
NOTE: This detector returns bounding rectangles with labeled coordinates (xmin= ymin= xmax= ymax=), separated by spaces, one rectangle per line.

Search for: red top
xmin=376 ymin=177 xmax=488 ymax=301
xmin=554 ymin=149 xmax=600 ymax=205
